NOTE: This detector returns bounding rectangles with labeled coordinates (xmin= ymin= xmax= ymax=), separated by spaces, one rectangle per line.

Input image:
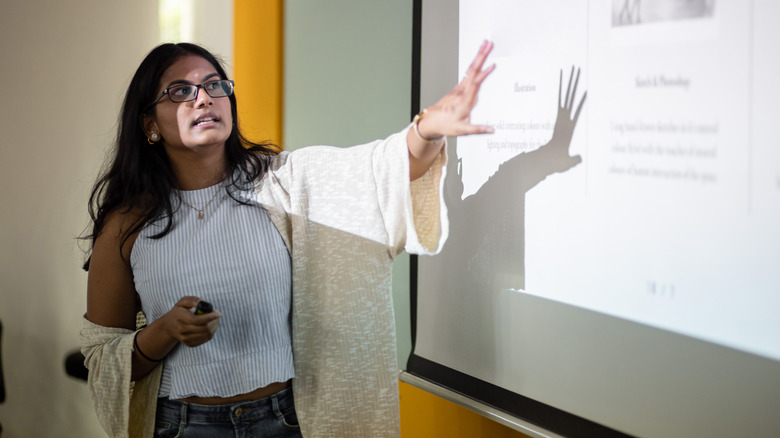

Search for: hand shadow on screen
xmin=428 ymin=67 xmax=586 ymax=380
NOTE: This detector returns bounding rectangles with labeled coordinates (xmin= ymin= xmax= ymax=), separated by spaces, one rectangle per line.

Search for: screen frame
xmin=406 ymin=1 xmax=780 ymax=437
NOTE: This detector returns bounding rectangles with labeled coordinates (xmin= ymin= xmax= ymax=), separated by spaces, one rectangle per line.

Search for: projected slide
xmin=417 ymin=0 xmax=780 ymax=392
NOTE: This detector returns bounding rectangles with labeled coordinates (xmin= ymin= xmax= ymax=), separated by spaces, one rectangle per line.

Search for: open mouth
xmin=193 ymin=113 xmax=220 ymax=126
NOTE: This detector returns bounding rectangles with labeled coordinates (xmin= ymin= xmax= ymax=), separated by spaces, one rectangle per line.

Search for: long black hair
xmin=82 ymin=43 xmax=278 ymax=271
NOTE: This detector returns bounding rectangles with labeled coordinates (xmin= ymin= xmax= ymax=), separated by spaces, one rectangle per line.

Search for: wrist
xmin=158 ymin=311 xmax=178 ymax=343
xmin=134 ymin=329 xmax=164 ymax=362
xmin=412 ymin=109 xmax=444 ymax=143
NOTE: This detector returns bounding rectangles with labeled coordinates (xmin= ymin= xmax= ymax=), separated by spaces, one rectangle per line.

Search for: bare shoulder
xmin=85 ymin=207 xmax=146 ymax=330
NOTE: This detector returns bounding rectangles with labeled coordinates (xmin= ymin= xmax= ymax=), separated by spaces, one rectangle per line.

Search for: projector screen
xmin=409 ymin=1 xmax=780 ymax=436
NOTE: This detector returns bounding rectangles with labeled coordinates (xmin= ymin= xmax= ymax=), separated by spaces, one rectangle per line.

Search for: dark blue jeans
xmin=154 ymin=387 xmax=303 ymax=437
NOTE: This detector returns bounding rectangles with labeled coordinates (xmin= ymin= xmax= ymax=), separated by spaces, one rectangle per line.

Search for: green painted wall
xmin=283 ymin=0 xmax=415 ymax=368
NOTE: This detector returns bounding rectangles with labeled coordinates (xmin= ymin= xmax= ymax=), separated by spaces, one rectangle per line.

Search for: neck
xmin=165 ymin=146 xmax=226 ymax=190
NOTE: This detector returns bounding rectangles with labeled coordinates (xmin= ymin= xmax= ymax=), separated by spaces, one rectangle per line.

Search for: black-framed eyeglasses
xmin=146 ymin=79 xmax=235 ymax=109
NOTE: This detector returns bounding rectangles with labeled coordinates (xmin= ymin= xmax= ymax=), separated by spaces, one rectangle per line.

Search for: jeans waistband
xmin=157 ymin=386 xmax=294 ymax=425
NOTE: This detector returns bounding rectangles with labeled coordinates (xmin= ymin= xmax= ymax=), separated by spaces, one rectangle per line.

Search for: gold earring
xmin=147 ymin=133 xmax=159 ymax=144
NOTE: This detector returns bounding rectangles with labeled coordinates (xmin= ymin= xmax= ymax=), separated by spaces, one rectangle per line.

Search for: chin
xmin=193 ymin=133 xmax=230 ymax=147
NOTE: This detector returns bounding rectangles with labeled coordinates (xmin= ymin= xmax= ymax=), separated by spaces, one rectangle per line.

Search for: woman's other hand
xmin=163 ymin=296 xmax=221 ymax=347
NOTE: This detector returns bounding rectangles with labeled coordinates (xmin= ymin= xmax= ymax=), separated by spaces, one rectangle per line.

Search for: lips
xmin=193 ymin=113 xmax=220 ymax=126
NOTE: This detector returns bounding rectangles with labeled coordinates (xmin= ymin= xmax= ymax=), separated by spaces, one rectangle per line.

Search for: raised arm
xmin=408 ymin=40 xmax=496 ymax=180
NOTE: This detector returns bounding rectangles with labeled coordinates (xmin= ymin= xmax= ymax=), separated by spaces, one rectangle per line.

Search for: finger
xmin=207 ymin=317 xmax=219 ymax=334
xmin=465 ymin=40 xmax=489 ymax=78
xmin=466 ymin=40 xmax=493 ymax=80
xmin=462 ymin=62 xmax=495 ymax=107
xmin=175 ymin=296 xmax=202 ymax=309
xmin=460 ymin=65 xmax=494 ymax=110
xmin=473 ymin=63 xmax=496 ymax=86
xmin=458 ymin=123 xmax=494 ymax=136
xmin=179 ymin=320 xmax=218 ymax=340
xmin=478 ymin=124 xmax=495 ymax=134
xmin=191 ymin=309 xmax=221 ymax=325
xmin=558 ymin=69 xmax=563 ymax=108
xmin=181 ymin=316 xmax=220 ymax=337
xmin=569 ymin=67 xmax=581 ymax=111
xmin=564 ymin=65 xmax=574 ymax=111
xmin=573 ymin=91 xmax=587 ymax=124
xmin=181 ymin=332 xmax=214 ymax=347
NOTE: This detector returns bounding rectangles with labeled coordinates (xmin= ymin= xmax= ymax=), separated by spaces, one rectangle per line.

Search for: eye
xmin=204 ymin=80 xmax=221 ymax=91
xmin=170 ymin=85 xmax=194 ymax=98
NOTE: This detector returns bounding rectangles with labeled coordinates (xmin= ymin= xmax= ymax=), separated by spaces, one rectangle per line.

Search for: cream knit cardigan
xmin=81 ymin=126 xmax=448 ymax=437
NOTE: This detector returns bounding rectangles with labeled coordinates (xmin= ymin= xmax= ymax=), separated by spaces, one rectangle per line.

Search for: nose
xmin=194 ymin=84 xmax=213 ymax=107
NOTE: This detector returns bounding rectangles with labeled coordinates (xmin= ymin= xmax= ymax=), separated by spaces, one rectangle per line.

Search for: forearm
xmin=407 ymin=131 xmax=444 ymax=181
xmin=408 ymin=111 xmax=445 ymax=181
xmin=131 ymin=297 xmax=220 ymax=381
xmin=131 ymin=315 xmax=178 ymax=381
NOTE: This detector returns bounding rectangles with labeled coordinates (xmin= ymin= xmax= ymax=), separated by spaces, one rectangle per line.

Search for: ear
xmin=142 ymin=114 xmax=159 ymax=138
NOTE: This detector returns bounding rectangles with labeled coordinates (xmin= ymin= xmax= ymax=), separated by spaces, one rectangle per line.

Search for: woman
xmin=81 ymin=41 xmax=494 ymax=438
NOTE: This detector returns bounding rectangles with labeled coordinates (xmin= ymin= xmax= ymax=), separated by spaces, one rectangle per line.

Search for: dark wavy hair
xmin=82 ymin=42 xmax=278 ymax=271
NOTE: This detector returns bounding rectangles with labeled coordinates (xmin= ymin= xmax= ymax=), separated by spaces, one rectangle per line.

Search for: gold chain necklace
xmin=178 ymin=185 xmax=222 ymax=220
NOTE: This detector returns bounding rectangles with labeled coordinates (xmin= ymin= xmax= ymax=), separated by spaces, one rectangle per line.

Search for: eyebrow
xmin=166 ymin=72 xmax=221 ymax=87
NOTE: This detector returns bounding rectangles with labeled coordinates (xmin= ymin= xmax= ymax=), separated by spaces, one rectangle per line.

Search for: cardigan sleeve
xmin=80 ymin=317 xmax=162 ymax=438
xmin=256 ymin=124 xmax=448 ymax=257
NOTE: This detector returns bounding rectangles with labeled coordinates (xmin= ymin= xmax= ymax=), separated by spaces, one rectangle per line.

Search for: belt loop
xmin=180 ymin=401 xmax=189 ymax=428
xmin=271 ymin=393 xmax=282 ymax=419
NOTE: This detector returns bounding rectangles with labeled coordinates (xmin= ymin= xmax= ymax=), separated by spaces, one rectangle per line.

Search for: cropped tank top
xmin=130 ymin=183 xmax=294 ymax=399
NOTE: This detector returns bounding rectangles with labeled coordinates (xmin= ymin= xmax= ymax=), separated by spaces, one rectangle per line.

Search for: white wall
xmin=0 ymin=1 xmax=409 ymax=435
xmin=192 ymin=2 xmax=234 ymax=76
xmin=0 ymin=2 xmax=158 ymax=436
xmin=0 ymin=1 xmax=233 ymax=436
xmin=169 ymin=0 xmax=234 ymax=75
xmin=283 ymin=0 xmax=414 ymax=367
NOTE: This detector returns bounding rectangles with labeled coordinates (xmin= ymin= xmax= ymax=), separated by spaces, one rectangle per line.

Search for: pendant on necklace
xmin=197 ymin=212 xmax=204 ymax=220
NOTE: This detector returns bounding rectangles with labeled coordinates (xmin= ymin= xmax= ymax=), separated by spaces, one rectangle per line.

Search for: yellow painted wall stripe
xmin=233 ymin=0 xmax=283 ymax=147
xmin=400 ymin=382 xmax=530 ymax=437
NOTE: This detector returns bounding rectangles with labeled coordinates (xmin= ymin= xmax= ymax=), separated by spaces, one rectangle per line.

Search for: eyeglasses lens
xmin=168 ymin=80 xmax=233 ymax=103
xmin=216 ymin=81 xmax=233 ymax=96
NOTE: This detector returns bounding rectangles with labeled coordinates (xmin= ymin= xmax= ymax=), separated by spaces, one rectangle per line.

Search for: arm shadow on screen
xmin=429 ymin=67 xmax=587 ymax=379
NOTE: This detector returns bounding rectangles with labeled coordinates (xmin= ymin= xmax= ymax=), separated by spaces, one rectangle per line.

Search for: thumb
xmin=175 ymin=296 xmax=202 ymax=310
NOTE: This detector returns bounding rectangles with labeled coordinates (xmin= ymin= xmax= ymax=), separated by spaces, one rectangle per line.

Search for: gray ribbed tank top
xmin=130 ymin=183 xmax=294 ymax=399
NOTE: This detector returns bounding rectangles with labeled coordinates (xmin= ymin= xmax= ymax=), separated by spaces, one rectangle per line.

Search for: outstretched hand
xmin=416 ymin=40 xmax=496 ymax=140
xmin=547 ymin=66 xmax=587 ymax=161
xmin=409 ymin=40 xmax=496 ymax=180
